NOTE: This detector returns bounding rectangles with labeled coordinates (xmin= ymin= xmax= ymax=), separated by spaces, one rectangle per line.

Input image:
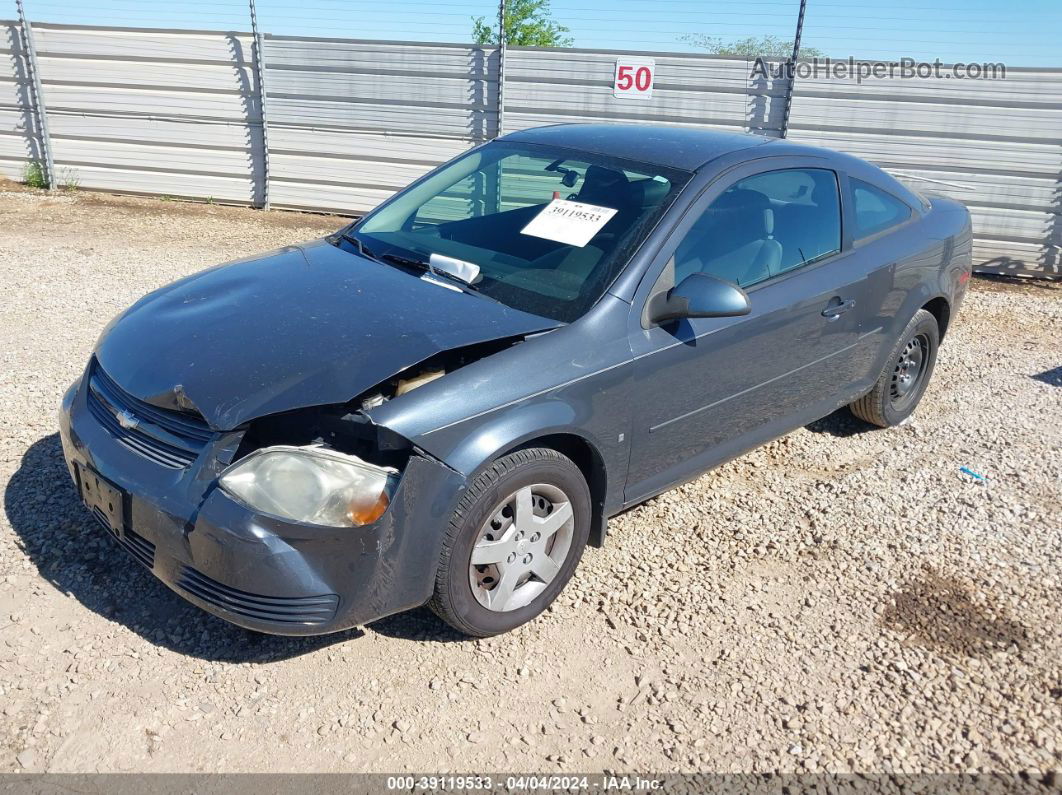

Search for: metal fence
xmin=264 ymin=36 xmax=498 ymax=212
xmin=787 ymin=66 xmax=1062 ymax=278
xmin=9 ymin=23 xmax=264 ymax=202
xmin=1 ymin=19 xmax=1059 ymax=278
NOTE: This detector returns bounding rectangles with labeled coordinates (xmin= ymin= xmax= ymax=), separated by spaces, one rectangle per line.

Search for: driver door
xmin=624 ymin=162 xmax=870 ymax=504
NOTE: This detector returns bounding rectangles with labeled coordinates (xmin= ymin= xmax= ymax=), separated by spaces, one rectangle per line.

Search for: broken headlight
xmin=219 ymin=445 xmax=399 ymax=527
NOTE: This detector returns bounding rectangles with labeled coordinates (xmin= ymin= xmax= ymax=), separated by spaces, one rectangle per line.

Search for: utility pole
xmin=15 ymin=0 xmax=54 ymax=189
xmin=496 ymin=0 xmax=506 ymax=138
xmin=779 ymin=0 xmax=807 ymax=139
xmin=248 ymin=0 xmax=271 ymax=209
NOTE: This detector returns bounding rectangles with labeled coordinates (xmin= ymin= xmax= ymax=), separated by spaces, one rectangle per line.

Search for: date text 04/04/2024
xmin=385 ymin=775 xmax=664 ymax=791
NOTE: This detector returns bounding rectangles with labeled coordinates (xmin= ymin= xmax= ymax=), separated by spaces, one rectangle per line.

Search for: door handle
xmin=822 ymin=298 xmax=856 ymax=318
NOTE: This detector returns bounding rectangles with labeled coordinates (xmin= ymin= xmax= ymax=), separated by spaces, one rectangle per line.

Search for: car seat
xmin=675 ymin=188 xmax=782 ymax=286
xmin=575 ymin=166 xmax=630 ymax=206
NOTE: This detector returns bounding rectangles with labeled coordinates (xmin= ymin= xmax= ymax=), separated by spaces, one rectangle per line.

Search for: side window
xmin=851 ymin=178 xmax=912 ymax=239
xmin=674 ymin=168 xmax=841 ymax=288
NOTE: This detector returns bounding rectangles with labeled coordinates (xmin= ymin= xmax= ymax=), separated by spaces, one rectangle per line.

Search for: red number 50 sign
xmin=613 ymin=58 xmax=655 ymax=100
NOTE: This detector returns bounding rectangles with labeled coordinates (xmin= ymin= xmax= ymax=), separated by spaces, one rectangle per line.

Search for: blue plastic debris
xmin=959 ymin=466 xmax=986 ymax=482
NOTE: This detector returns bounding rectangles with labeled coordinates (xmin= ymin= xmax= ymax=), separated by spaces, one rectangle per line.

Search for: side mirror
xmin=647 ymin=272 xmax=751 ymax=325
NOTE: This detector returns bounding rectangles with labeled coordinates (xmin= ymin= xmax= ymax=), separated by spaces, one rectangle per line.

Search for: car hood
xmin=94 ymin=239 xmax=559 ymax=430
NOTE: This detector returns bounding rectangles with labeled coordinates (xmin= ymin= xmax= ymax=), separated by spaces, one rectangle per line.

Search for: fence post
xmin=248 ymin=0 xmax=271 ymax=209
xmin=14 ymin=0 xmax=55 ymax=189
xmin=779 ymin=0 xmax=807 ymax=139
xmin=495 ymin=0 xmax=506 ymax=138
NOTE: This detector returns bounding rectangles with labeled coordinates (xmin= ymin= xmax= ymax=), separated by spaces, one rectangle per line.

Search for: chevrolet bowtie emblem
xmin=116 ymin=409 xmax=140 ymax=430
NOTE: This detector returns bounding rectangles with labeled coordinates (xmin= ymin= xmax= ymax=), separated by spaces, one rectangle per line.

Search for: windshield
xmin=341 ymin=141 xmax=690 ymax=322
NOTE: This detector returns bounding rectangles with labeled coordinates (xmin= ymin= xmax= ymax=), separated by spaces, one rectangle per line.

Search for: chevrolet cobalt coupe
xmin=59 ymin=124 xmax=972 ymax=637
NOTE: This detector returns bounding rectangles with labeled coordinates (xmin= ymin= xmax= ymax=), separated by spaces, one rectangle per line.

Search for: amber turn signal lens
xmin=347 ymin=490 xmax=389 ymax=526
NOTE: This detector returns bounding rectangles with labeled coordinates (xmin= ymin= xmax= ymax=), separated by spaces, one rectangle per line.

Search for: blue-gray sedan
xmin=58 ymin=124 xmax=972 ymax=637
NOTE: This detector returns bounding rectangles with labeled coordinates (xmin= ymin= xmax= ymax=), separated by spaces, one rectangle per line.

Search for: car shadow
xmin=3 ymin=434 xmax=367 ymax=663
xmin=804 ymin=407 xmax=878 ymax=438
xmin=367 ymin=607 xmax=470 ymax=644
xmin=1031 ymin=365 xmax=1062 ymax=387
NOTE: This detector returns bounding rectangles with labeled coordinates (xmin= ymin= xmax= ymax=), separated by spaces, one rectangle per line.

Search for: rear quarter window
xmin=851 ymin=178 xmax=913 ymax=239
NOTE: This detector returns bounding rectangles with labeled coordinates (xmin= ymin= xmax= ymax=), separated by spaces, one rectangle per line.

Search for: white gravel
xmin=0 ymin=186 xmax=1059 ymax=775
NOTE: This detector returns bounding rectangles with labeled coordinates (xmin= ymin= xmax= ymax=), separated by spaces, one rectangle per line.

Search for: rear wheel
xmin=428 ymin=448 xmax=590 ymax=637
xmin=849 ymin=308 xmax=939 ymax=427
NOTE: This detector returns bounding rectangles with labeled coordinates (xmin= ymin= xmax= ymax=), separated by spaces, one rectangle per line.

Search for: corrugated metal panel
xmin=789 ymin=66 xmax=1062 ymax=278
xmin=267 ymin=126 xmax=470 ymax=163
xmin=790 ymin=96 xmax=1062 ymax=140
xmin=267 ymin=180 xmax=396 ymax=215
xmin=0 ymin=22 xmax=43 ymax=181
xmin=502 ymin=48 xmax=786 ymax=137
xmin=47 ymin=112 xmax=256 ymax=150
xmin=791 ymin=68 xmax=1060 ymax=105
xmin=787 ymin=129 xmax=1060 ymax=176
xmin=261 ymin=37 xmax=498 ymax=138
xmin=59 ymin=164 xmax=254 ymax=200
xmin=266 ymin=132 xmax=471 ymax=214
xmin=261 ymin=36 xmax=496 ymax=214
xmin=972 ymin=239 xmax=1057 ymax=277
xmin=0 ymin=24 xmax=1057 ymax=278
xmin=29 ymin=23 xmax=261 ymax=202
xmin=31 ymin=25 xmax=252 ymax=63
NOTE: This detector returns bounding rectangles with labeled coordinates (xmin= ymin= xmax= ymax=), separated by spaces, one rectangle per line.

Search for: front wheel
xmin=428 ymin=448 xmax=591 ymax=637
xmin=849 ymin=308 xmax=939 ymax=427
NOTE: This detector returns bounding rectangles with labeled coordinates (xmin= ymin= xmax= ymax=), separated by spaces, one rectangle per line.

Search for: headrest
xmin=577 ymin=166 xmax=629 ymax=205
xmin=712 ymin=188 xmax=773 ymax=237
xmin=713 ymin=188 xmax=770 ymax=212
xmin=626 ymin=177 xmax=670 ymax=211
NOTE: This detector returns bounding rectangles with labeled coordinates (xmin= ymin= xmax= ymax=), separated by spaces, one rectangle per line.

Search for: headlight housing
xmin=219 ymin=445 xmax=400 ymax=527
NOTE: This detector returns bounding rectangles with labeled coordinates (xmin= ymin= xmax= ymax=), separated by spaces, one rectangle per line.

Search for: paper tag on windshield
xmin=520 ymin=199 xmax=618 ymax=247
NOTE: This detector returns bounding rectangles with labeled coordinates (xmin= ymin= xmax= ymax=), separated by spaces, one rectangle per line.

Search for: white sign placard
xmin=520 ymin=199 xmax=618 ymax=247
xmin=613 ymin=57 xmax=656 ymax=100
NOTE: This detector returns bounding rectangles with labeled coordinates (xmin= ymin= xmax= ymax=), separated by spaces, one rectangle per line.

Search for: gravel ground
xmin=0 ymin=186 xmax=1059 ymax=776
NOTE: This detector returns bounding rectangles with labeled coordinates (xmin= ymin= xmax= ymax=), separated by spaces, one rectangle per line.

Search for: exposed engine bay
xmin=232 ymin=335 xmax=528 ymax=470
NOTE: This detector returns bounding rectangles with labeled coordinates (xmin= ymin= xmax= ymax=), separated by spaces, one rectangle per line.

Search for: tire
xmin=849 ymin=308 xmax=939 ymax=428
xmin=428 ymin=448 xmax=591 ymax=637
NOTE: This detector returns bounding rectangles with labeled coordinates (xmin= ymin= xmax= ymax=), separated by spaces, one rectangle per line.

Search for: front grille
xmin=91 ymin=506 xmax=114 ymax=534
xmin=120 ymin=529 xmax=156 ymax=570
xmin=89 ymin=508 xmax=156 ymax=570
xmin=86 ymin=361 xmax=213 ymax=469
xmin=176 ymin=566 xmax=339 ymax=626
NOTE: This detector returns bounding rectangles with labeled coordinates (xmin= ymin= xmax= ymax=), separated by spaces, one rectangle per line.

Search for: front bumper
xmin=58 ymin=373 xmax=466 ymax=636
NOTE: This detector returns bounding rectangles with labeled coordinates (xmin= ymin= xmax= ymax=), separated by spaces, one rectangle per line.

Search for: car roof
xmin=500 ymin=123 xmax=926 ymax=208
xmin=502 ymin=123 xmax=778 ymax=171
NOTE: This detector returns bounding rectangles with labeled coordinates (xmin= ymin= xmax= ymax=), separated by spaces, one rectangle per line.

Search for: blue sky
xmin=17 ymin=0 xmax=1061 ymax=66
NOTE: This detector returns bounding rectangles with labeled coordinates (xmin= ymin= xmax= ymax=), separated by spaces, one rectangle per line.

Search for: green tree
xmin=681 ymin=33 xmax=824 ymax=58
xmin=473 ymin=0 xmax=573 ymax=47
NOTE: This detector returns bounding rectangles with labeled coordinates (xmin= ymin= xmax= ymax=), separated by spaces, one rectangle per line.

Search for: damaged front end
xmin=185 ymin=443 xmax=466 ymax=634
xmin=58 ymin=359 xmax=487 ymax=636
xmin=228 ymin=333 xmax=530 ymax=478
xmin=60 ymin=235 xmax=565 ymax=634
xmin=157 ymin=336 xmax=535 ymax=633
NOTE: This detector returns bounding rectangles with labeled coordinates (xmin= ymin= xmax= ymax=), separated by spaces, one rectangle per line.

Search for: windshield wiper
xmin=341 ymin=232 xmax=500 ymax=304
xmin=341 ymin=234 xmax=426 ymax=273
xmin=340 ymin=230 xmax=432 ymax=272
xmin=339 ymin=230 xmax=379 ymax=260
xmin=381 ymin=252 xmax=432 ymax=271
xmin=397 ymin=255 xmax=501 ymax=303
